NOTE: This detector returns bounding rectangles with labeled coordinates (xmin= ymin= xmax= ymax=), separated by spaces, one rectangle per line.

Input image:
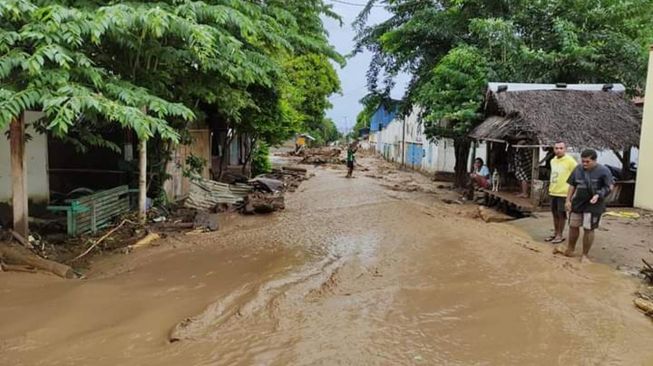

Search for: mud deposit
xmin=2 ymin=158 xmax=653 ymax=365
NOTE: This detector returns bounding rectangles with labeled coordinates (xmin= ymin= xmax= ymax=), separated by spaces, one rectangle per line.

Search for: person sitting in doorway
xmin=513 ymin=140 xmax=532 ymax=198
xmin=469 ymin=157 xmax=491 ymax=189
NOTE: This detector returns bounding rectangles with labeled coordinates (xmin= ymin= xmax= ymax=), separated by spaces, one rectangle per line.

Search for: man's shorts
xmin=550 ymin=196 xmax=567 ymax=217
xmin=569 ymin=212 xmax=601 ymax=230
xmin=346 ymin=161 xmax=354 ymax=169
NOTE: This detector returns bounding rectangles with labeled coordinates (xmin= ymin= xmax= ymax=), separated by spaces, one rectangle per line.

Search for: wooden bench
xmin=47 ymin=185 xmax=133 ymax=236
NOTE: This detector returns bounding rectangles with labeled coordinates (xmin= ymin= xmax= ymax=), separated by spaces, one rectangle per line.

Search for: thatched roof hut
xmin=470 ymin=83 xmax=642 ymax=149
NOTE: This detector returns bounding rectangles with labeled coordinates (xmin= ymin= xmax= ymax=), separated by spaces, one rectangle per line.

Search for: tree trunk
xmin=453 ymin=137 xmax=472 ymax=188
xmin=10 ymin=114 xmax=29 ymax=239
xmin=218 ymin=132 xmax=234 ymax=180
xmin=242 ymin=137 xmax=256 ymax=177
xmin=0 ymin=244 xmax=75 ymax=279
xmin=138 ymin=138 xmax=147 ymax=223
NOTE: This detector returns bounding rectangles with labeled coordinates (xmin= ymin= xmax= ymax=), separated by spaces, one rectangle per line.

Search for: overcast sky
xmin=323 ymin=1 xmax=410 ymax=133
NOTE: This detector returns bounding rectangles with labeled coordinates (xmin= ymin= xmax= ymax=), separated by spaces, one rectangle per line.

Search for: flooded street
xmin=2 ymin=158 xmax=653 ymax=365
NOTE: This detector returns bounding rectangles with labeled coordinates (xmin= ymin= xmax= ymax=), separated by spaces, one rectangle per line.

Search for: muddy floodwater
xmin=2 ymin=160 xmax=653 ymax=365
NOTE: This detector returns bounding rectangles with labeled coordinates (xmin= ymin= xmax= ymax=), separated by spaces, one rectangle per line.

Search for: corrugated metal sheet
xmin=185 ymin=178 xmax=252 ymax=211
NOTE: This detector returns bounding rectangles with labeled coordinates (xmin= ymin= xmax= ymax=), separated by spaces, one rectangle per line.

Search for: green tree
xmin=415 ymin=45 xmax=491 ymax=186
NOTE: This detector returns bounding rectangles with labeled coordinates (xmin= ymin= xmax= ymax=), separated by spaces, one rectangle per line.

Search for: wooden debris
xmin=71 ymin=219 xmax=130 ymax=262
xmin=0 ymin=244 xmax=75 ymax=278
xmin=641 ymin=259 xmax=653 ymax=283
xmin=634 ymin=297 xmax=653 ymax=316
xmin=478 ymin=206 xmax=514 ymax=223
xmin=0 ymin=262 xmax=37 ymax=273
xmin=130 ymin=232 xmax=161 ymax=249
xmin=243 ymin=192 xmax=285 ymax=214
xmin=10 ymin=229 xmax=32 ymax=249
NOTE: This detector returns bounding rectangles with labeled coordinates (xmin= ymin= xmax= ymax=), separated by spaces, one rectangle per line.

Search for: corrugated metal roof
xmin=487 ymin=82 xmax=626 ymax=93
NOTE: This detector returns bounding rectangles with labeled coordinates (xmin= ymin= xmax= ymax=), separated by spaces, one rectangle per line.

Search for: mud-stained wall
xmin=164 ymin=129 xmax=212 ymax=201
xmin=635 ymin=46 xmax=653 ymax=210
xmin=0 ymin=111 xmax=49 ymax=205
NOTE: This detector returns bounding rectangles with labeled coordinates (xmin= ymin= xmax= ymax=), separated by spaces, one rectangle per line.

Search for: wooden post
xmin=530 ymin=147 xmax=540 ymax=205
xmin=138 ymin=138 xmax=147 ymax=223
xmin=10 ymin=115 xmax=29 ymax=239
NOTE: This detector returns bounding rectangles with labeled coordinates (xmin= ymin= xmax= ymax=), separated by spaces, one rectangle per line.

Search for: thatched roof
xmin=470 ymin=85 xmax=642 ymax=149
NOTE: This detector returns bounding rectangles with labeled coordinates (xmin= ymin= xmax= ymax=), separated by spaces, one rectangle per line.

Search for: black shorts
xmin=550 ymin=196 xmax=567 ymax=217
xmin=346 ymin=161 xmax=354 ymax=169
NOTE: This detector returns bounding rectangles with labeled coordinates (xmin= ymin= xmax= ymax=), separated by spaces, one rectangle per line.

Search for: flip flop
xmin=551 ymin=237 xmax=566 ymax=244
xmin=544 ymin=235 xmax=556 ymax=242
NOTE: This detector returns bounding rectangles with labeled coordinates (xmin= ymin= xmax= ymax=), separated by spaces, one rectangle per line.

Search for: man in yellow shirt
xmin=546 ymin=142 xmax=577 ymax=243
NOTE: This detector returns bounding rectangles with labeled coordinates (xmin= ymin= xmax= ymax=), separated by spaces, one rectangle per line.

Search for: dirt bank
xmin=1 ymin=156 xmax=652 ymax=365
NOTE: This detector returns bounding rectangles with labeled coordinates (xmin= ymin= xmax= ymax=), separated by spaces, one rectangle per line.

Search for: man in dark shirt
xmin=560 ymin=149 xmax=614 ymax=263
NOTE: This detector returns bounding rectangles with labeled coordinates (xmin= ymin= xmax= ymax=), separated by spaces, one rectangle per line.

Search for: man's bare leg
xmin=565 ymin=226 xmax=580 ymax=256
xmin=580 ymin=229 xmax=595 ymax=263
xmin=551 ymin=213 xmax=564 ymax=240
xmin=554 ymin=215 xmax=566 ymax=240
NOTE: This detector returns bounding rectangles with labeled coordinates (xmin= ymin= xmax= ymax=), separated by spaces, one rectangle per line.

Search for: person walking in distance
xmin=346 ymin=141 xmax=359 ymax=178
xmin=545 ymin=142 xmax=577 ymax=244
xmin=558 ymin=149 xmax=614 ymax=263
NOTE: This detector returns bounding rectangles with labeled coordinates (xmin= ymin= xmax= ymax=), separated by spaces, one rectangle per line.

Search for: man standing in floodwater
xmin=561 ymin=149 xmax=614 ymax=263
xmin=346 ymin=141 xmax=358 ymax=178
xmin=545 ymin=142 xmax=577 ymax=244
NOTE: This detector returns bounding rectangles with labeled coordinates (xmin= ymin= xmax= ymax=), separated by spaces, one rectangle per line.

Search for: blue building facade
xmin=369 ymin=105 xmax=398 ymax=132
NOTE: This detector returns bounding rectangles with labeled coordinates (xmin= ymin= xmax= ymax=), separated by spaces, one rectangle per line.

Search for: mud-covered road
xmin=1 ymin=158 xmax=653 ymax=365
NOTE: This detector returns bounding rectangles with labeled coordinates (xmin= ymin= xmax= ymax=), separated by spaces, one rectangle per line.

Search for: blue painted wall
xmin=406 ymin=143 xmax=423 ymax=168
xmin=370 ymin=105 xmax=398 ymax=132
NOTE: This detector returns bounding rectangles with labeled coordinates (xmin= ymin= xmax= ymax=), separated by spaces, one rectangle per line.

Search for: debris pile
xmin=297 ymin=147 xmax=342 ymax=165
xmin=242 ymin=192 xmax=285 ymax=214
xmin=634 ymin=259 xmax=653 ymax=318
xmin=260 ymin=166 xmax=310 ymax=192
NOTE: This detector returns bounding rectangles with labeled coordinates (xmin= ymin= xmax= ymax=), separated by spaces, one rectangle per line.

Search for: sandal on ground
xmin=544 ymin=235 xmax=556 ymax=242
xmin=551 ymin=237 xmax=566 ymax=244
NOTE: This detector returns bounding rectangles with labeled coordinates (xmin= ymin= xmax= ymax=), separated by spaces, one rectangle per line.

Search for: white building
xmin=372 ymin=107 xmax=487 ymax=174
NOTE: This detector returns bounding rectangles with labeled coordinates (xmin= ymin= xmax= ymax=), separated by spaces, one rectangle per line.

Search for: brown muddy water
xmin=1 ymin=161 xmax=653 ymax=365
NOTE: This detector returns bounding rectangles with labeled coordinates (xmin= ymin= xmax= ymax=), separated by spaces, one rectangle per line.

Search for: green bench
xmin=47 ymin=185 xmax=133 ymax=236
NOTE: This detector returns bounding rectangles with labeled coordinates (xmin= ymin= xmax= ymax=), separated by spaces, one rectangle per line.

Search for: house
xmin=635 ymin=46 xmax=653 ymax=210
xmin=0 ymin=110 xmax=213 ymax=229
xmin=373 ymin=107 xmax=487 ymax=175
xmin=369 ymin=103 xmax=398 ymax=132
xmin=470 ymin=82 xmax=642 ymax=212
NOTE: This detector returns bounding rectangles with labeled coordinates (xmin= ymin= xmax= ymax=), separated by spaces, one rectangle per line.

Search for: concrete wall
xmin=0 ymin=111 xmax=49 ymax=205
xmin=635 ymin=47 xmax=653 ymax=210
xmin=372 ymin=108 xmax=487 ymax=173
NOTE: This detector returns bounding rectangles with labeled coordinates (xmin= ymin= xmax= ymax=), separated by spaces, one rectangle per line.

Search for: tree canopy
xmin=1 ymin=0 xmax=343 ymax=148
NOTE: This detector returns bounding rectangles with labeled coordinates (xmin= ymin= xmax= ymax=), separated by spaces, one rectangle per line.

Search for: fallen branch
xmin=71 ymin=219 xmax=129 ymax=262
xmin=1 ymin=262 xmax=37 ymax=273
xmin=0 ymin=244 xmax=75 ymax=278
